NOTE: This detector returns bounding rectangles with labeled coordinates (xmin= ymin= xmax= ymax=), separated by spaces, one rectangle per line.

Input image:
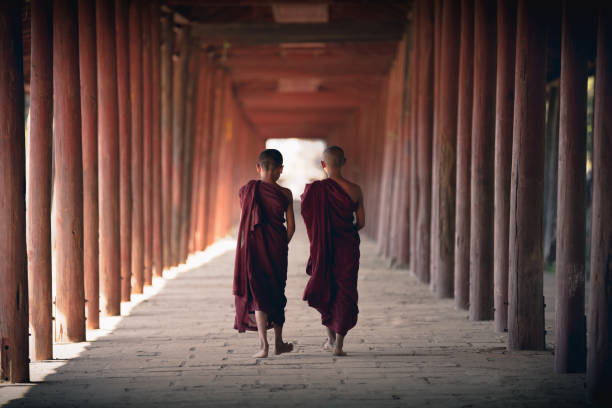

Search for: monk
xmin=301 ymin=145 xmax=365 ymax=356
xmin=233 ymin=149 xmax=295 ymax=358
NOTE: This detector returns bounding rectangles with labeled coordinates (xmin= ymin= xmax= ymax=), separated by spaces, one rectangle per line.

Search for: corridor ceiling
xmin=165 ymin=0 xmax=413 ymax=140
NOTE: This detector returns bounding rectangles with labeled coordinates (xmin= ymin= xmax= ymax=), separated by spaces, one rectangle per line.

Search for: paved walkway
xmin=1 ymin=208 xmax=588 ymax=407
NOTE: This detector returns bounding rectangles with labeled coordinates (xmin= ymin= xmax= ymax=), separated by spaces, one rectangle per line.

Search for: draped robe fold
xmin=301 ymin=178 xmax=360 ymax=336
xmin=233 ymin=180 xmax=289 ymax=332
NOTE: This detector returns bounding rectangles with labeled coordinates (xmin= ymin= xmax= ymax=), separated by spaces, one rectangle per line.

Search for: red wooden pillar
xmin=206 ymin=69 xmax=224 ymax=246
xmin=469 ymin=0 xmax=496 ymax=321
xmin=508 ymin=0 xmax=547 ymax=351
xmin=554 ymin=0 xmax=591 ymax=374
xmin=160 ymin=14 xmax=173 ymax=269
xmin=429 ymin=0 xmax=442 ymax=292
xmin=493 ymin=0 xmax=516 ymax=332
xmin=432 ymin=0 xmax=459 ymax=299
xmin=151 ymin=1 xmax=164 ymax=277
xmin=142 ymin=4 xmax=153 ymax=285
xmin=78 ymin=0 xmax=99 ymax=330
xmin=97 ymin=0 xmax=121 ymax=316
xmin=587 ymin=4 xmax=612 ymax=401
xmin=454 ymin=0 xmax=473 ymax=310
xmin=171 ymin=26 xmax=189 ymax=266
xmin=27 ymin=0 xmax=53 ymax=362
xmin=54 ymin=0 xmax=86 ymax=343
xmin=179 ymin=50 xmax=198 ymax=262
xmin=409 ymin=2 xmax=420 ymax=278
xmin=0 ymin=0 xmax=28 ymax=382
xmin=130 ymin=0 xmax=144 ymax=293
xmin=415 ymin=0 xmax=434 ymax=285
xmin=115 ymin=0 xmax=132 ymax=301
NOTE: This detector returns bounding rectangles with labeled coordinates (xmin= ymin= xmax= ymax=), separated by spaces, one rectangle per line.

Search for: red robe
xmin=301 ymin=178 xmax=360 ymax=336
xmin=233 ymin=180 xmax=289 ymax=332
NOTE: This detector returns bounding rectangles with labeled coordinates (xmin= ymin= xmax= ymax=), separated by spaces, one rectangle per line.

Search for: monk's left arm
xmin=286 ymin=200 xmax=296 ymax=242
xmin=355 ymin=187 xmax=365 ymax=231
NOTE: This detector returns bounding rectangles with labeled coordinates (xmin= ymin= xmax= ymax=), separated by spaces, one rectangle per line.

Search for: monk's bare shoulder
xmin=343 ymin=179 xmax=363 ymax=203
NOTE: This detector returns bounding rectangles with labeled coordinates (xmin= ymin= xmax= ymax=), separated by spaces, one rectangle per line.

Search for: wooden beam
xmin=161 ymin=14 xmax=173 ymax=270
xmin=142 ymin=3 xmax=153 ymax=285
xmin=191 ymin=22 xmax=404 ymax=44
xmin=0 ymin=0 xmax=28 ymax=383
xmin=27 ymin=0 xmax=53 ymax=362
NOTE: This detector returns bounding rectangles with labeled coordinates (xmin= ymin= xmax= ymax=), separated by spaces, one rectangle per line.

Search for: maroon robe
xmin=233 ymin=180 xmax=290 ymax=332
xmin=301 ymin=178 xmax=360 ymax=336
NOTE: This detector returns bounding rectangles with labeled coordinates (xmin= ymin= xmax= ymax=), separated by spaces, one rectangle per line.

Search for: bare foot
xmin=274 ymin=342 xmax=293 ymax=355
xmin=253 ymin=346 xmax=269 ymax=358
xmin=333 ymin=349 xmax=347 ymax=357
xmin=322 ymin=338 xmax=335 ymax=351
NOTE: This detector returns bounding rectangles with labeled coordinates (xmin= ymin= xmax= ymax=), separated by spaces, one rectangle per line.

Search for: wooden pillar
xmin=142 ymin=4 xmax=153 ymax=285
xmin=54 ymin=0 xmax=86 ymax=343
xmin=409 ymin=2 xmax=420 ymax=278
xmin=415 ymin=0 xmax=434 ymax=285
xmin=151 ymin=1 xmax=164 ymax=277
xmin=507 ymin=0 xmax=547 ymax=351
xmin=469 ymin=0 xmax=496 ymax=321
xmin=129 ymin=0 xmax=144 ymax=293
xmin=454 ymin=0 xmax=474 ymax=310
xmin=493 ymin=0 xmax=517 ymax=332
xmin=554 ymin=0 xmax=592 ymax=374
xmin=433 ymin=0 xmax=459 ymax=299
xmin=97 ymin=0 xmax=121 ymax=316
xmin=160 ymin=14 xmax=173 ymax=269
xmin=0 ymin=0 xmax=28 ymax=382
xmin=27 ymin=0 xmax=53 ymax=362
xmin=587 ymin=4 xmax=612 ymax=401
xmin=78 ymin=0 xmax=99 ymax=330
xmin=429 ymin=0 xmax=442 ymax=292
xmin=115 ymin=0 xmax=132 ymax=301
xmin=179 ymin=50 xmax=198 ymax=262
xmin=171 ymin=26 xmax=190 ymax=265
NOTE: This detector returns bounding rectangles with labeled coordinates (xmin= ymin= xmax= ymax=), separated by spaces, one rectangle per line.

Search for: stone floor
xmin=1 ymin=208 xmax=588 ymax=407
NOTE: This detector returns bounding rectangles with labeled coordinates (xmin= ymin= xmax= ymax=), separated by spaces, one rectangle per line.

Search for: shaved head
xmin=323 ymin=145 xmax=346 ymax=168
xmin=259 ymin=148 xmax=283 ymax=170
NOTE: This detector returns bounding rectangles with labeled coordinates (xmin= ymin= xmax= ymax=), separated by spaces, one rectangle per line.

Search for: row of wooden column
xmin=0 ymin=0 xmax=258 ymax=384
xmin=371 ymin=0 xmax=611 ymax=402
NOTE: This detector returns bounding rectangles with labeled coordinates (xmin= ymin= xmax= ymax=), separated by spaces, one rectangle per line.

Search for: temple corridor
xmin=1 ymin=210 xmax=585 ymax=407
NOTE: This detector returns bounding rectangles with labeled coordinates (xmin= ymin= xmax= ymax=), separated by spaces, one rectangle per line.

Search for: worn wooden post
xmin=130 ymin=0 xmax=144 ymax=293
xmin=415 ymin=0 xmax=434 ymax=285
xmin=179 ymin=50 xmax=198 ymax=262
xmin=54 ymin=0 xmax=86 ymax=343
xmin=454 ymin=0 xmax=474 ymax=310
xmin=469 ymin=0 xmax=496 ymax=321
xmin=554 ymin=0 xmax=591 ymax=373
xmin=115 ymin=0 xmax=132 ymax=301
xmin=409 ymin=1 xmax=420 ymax=278
xmin=27 ymin=0 xmax=53 ymax=362
xmin=171 ymin=26 xmax=190 ymax=265
xmin=78 ymin=0 xmax=99 ymax=330
xmin=493 ymin=0 xmax=516 ymax=332
xmin=0 ymin=0 xmax=29 ymax=382
xmin=587 ymin=4 xmax=612 ymax=401
xmin=508 ymin=0 xmax=547 ymax=351
xmin=142 ymin=3 xmax=153 ymax=285
xmin=160 ymin=14 xmax=173 ymax=270
xmin=433 ymin=0 xmax=459 ymax=299
xmin=151 ymin=1 xmax=164 ymax=277
xmin=97 ymin=0 xmax=121 ymax=316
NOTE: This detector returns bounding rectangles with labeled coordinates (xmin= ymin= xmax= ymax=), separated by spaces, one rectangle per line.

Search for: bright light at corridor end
xmin=265 ymin=138 xmax=327 ymax=198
